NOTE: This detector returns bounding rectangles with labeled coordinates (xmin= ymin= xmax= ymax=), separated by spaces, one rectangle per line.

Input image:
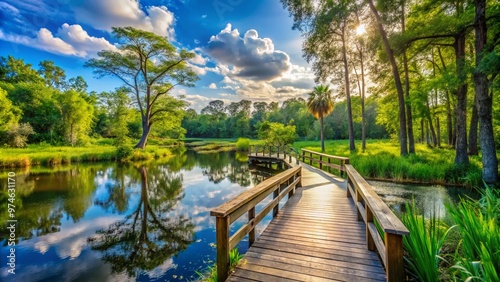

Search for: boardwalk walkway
xmin=227 ymin=164 xmax=386 ymax=281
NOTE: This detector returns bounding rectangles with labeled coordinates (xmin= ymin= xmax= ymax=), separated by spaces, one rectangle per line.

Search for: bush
xmin=235 ymin=138 xmax=250 ymax=151
xmin=6 ymin=123 xmax=34 ymax=148
xmin=116 ymin=145 xmax=134 ymax=161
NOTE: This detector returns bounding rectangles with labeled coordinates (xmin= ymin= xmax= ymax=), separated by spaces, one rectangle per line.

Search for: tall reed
xmin=401 ymin=201 xmax=454 ymax=281
xmin=447 ymin=187 xmax=500 ymax=281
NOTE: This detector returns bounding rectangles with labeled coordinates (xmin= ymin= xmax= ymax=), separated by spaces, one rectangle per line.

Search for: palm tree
xmin=307 ymin=85 xmax=334 ymax=152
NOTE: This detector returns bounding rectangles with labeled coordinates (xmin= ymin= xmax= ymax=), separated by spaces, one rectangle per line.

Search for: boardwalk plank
xmin=228 ymin=162 xmax=387 ymax=282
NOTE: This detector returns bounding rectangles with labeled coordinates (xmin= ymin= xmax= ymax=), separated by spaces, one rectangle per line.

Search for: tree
xmin=86 ymin=27 xmax=198 ymax=149
xmin=59 ymin=90 xmax=94 ymax=146
xmin=38 ymin=60 xmax=66 ymax=89
xmin=474 ymin=0 xmax=498 ymax=184
xmin=282 ymin=0 xmax=356 ymax=151
xmin=306 ymin=85 xmax=334 ymax=152
xmin=257 ymin=121 xmax=297 ymax=147
xmin=0 ymin=87 xmax=21 ymax=133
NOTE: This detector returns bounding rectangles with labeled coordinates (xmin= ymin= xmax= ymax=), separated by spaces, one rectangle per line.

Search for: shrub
xmin=235 ymin=138 xmax=250 ymax=151
xmin=6 ymin=123 xmax=34 ymax=148
xmin=116 ymin=145 xmax=134 ymax=161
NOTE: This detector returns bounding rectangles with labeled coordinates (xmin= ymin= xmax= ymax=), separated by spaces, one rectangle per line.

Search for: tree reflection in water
xmin=88 ymin=166 xmax=194 ymax=278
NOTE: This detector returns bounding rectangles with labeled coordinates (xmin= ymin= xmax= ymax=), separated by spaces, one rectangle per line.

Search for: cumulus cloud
xmin=71 ymin=0 xmax=175 ymax=38
xmin=0 ymin=23 xmax=117 ymax=57
xmin=205 ymin=24 xmax=292 ymax=81
xmin=208 ymin=83 xmax=217 ymax=89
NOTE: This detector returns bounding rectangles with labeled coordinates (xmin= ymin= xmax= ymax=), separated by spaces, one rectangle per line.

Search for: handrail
xmin=345 ymin=164 xmax=409 ymax=282
xmin=210 ymin=162 xmax=302 ymax=281
xmin=301 ymin=148 xmax=350 ymax=176
xmin=248 ymin=145 xmax=299 ymax=164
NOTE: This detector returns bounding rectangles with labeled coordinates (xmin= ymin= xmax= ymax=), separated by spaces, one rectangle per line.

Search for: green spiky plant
xmin=447 ymin=186 xmax=500 ymax=281
xmin=401 ymin=201 xmax=455 ymax=281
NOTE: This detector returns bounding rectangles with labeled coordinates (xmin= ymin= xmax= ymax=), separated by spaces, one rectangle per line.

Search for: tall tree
xmin=307 ymin=85 xmax=334 ymax=152
xmin=38 ymin=60 xmax=66 ymax=89
xmin=86 ymin=27 xmax=198 ymax=149
xmin=282 ymin=0 xmax=356 ymax=151
xmin=474 ymin=0 xmax=498 ymax=184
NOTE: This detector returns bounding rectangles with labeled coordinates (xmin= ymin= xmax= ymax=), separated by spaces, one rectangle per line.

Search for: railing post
xmin=269 ymin=146 xmax=271 ymax=157
xmin=302 ymin=150 xmax=305 ymax=162
xmin=216 ymin=216 xmax=230 ymax=282
xmin=386 ymin=233 xmax=404 ymax=282
xmin=355 ymin=188 xmax=362 ymax=221
xmin=255 ymin=145 xmax=258 ymax=156
xmin=297 ymin=168 xmax=302 ymax=188
xmin=319 ymin=155 xmax=323 ymax=170
xmin=346 ymin=175 xmax=353 ymax=198
xmin=273 ymin=184 xmax=281 ymax=218
xmin=340 ymin=160 xmax=345 ymax=177
xmin=248 ymin=207 xmax=255 ymax=247
xmin=366 ymin=208 xmax=375 ymax=251
xmin=309 ymin=152 xmax=312 ymax=165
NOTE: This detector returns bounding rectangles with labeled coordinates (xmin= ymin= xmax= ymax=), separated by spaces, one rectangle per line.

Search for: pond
xmin=0 ymin=150 xmax=280 ymax=282
xmin=0 ymin=149 xmax=477 ymax=281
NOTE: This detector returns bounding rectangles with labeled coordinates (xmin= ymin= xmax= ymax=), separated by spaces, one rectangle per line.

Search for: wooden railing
xmin=345 ymin=164 xmax=409 ymax=282
xmin=210 ymin=161 xmax=302 ymax=281
xmin=248 ymin=145 xmax=300 ymax=164
xmin=301 ymin=148 xmax=350 ymax=176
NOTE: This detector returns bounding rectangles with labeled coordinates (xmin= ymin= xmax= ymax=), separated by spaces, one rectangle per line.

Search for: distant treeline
xmin=181 ymin=97 xmax=389 ymax=140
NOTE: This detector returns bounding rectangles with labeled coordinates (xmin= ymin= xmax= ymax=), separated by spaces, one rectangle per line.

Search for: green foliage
xmin=116 ymin=145 xmax=134 ymax=161
xmin=401 ymin=201 xmax=454 ymax=281
xmin=235 ymin=138 xmax=250 ymax=151
xmin=258 ymin=121 xmax=297 ymax=147
xmin=59 ymin=89 xmax=94 ymax=146
xmin=0 ymin=87 xmax=21 ymax=134
xmin=447 ymin=188 xmax=500 ymax=281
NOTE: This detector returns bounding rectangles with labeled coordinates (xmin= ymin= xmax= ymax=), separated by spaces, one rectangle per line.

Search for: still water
xmin=0 ymin=150 xmax=277 ymax=282
xmin=0 ymin=149 xmax=475 ymax=281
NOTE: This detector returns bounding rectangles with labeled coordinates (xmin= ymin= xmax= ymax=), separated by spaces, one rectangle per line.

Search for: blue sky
xmin=0 ymin=0 xmax=315 ymax=111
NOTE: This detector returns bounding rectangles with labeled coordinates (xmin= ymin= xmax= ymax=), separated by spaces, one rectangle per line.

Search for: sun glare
xmin=356 ymin=24 xmax=366 ymax=35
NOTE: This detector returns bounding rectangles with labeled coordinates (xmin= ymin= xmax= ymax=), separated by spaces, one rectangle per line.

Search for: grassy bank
xmin=0 ymin=142 xmax=174 ymax=168
xmin=293 ymin=139 xmax=484 ymax=186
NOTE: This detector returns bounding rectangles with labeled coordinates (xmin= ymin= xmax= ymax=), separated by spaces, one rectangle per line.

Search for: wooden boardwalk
xmin=227 ymin=164 xmax=387 ymax=282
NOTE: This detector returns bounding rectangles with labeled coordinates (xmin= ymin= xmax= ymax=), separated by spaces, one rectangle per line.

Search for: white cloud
xmin=205 ymin=23 xmax=292 ymax=81
xmin=183 ymin=94 xmax=233 ymax=112
xmin=0 ymin=23 xmax=117 ymax=57
xmin=208 ymin=83 xmax=217 ymax=89
xmin=71 ymin=0 xmax=175 ymax=38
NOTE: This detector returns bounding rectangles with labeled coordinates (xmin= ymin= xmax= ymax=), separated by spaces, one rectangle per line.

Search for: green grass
xmin=293 ymin=139 xmax=484 ymax=186
xmin=196 ymin=248 xmax=244 ymax=282
xmin=0 ymin=141 xmax=174 ymax=168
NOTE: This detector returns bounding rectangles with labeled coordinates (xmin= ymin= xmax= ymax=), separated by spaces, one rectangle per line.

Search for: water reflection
xmin=369 ymin=180 xmax=479 ymax=218
xmin=0 ymin=150 xmax=268 ymax=281
xmin=88 ymin=166 xmax=194 ymax=277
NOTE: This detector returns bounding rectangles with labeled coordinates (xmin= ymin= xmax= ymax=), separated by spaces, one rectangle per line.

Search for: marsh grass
xmin=0 ymin=142 xmax=173 ymax=168
xmin=447 ymin=187 xmax=500 ymax=281
xmin=401 ymin=201 xmax=454 ymax=281
xmin=293 ymin=139 xmax=484 ymax=186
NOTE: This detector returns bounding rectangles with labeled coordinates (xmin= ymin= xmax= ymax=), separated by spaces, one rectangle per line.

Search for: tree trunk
xmin=426 ymin=101 xmax=437 ymax=147
xmin=474 ymin=0 xmax=498 ymax=184
xmin=361 ymin=50 xmax=366 ymax=153
xmin=320 ymin=116 xmax=325 ymax=152
xmin=468 ymin=96 xmax=479 ymax=155
xmin=437 ymin=48 xmax=454 ymax=146
xmin=453 ymin=34 xmax=469 ymax=165
xmin=342 ymin=24 xmax=356 ymax=151
xmin=436 ymin=117 xmax=441 ymax=147
xmin=135 ymin=119 xmax=151 ymax=149
xmin=420 ymin=118 xmax=424 ymax=143
xmin=367 ymin=0 xmax=407 ymax=156
xmin=402 ymin=2 xmax=415 ymax=154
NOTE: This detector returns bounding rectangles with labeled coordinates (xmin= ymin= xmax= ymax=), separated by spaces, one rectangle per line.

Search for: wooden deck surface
xmin=228 ymin=163 xmax=386 ymax=282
